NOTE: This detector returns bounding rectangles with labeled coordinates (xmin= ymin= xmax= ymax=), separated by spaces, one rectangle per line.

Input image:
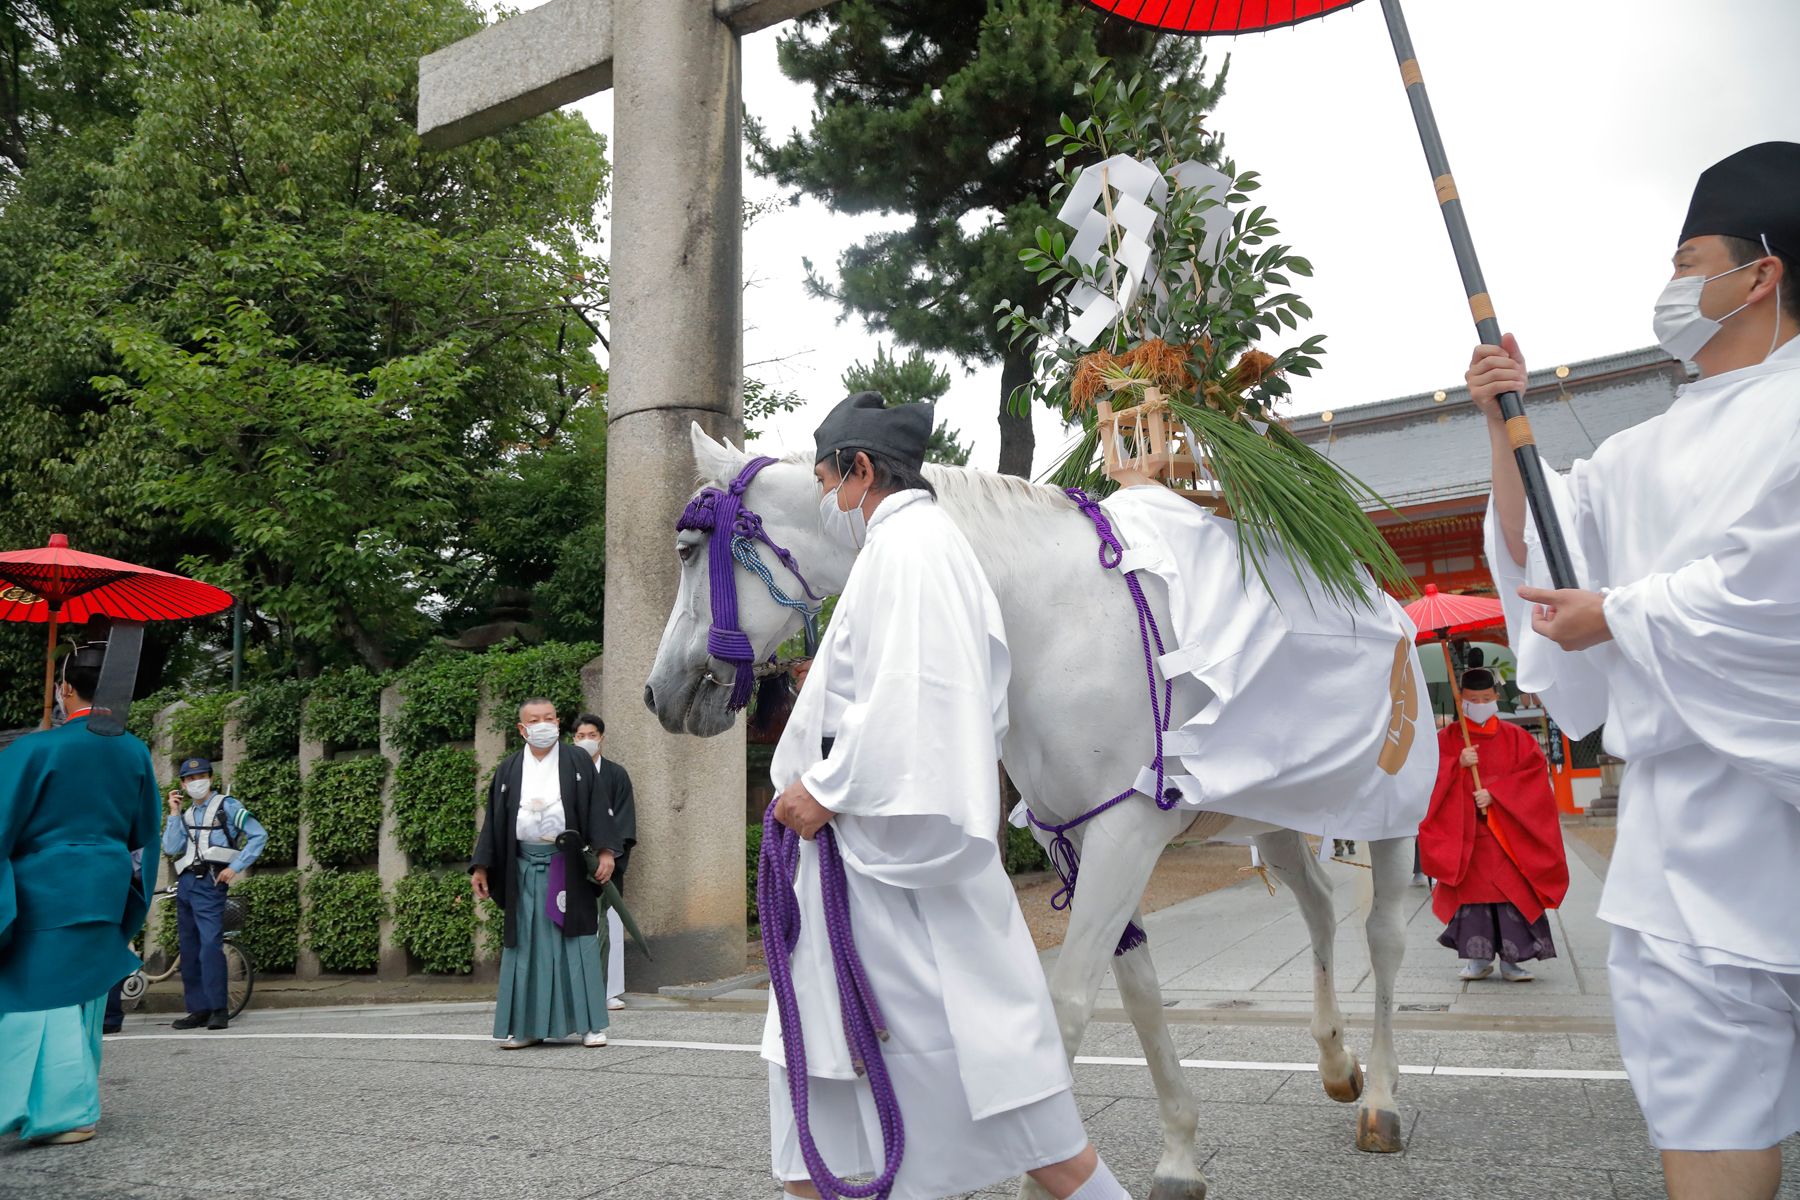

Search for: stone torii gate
xmin=420 ymin=0 xmax=828 ymax=988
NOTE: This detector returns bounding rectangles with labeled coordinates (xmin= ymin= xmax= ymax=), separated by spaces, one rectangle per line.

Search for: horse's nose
xmin=643 ymin=684 xmax=656 ymax=712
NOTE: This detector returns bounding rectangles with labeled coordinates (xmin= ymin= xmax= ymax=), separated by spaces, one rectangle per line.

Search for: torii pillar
xmin=420 ymin=0 xmax=827 ymax=987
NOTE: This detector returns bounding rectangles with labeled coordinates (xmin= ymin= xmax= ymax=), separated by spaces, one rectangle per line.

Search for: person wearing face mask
xmin=1470 ymin=141 xmax=1800 ymax=1196
xmin=764 ymin=392 xmax=1125 ymax=1200
xmin=572 ymin=714 xmax=634 ymax=1011
xmin=0 ymin=640 xmax=161 ymax=1146
xmin=470 ymin=698 xmax=622 ymax=1049
xmin=1416 ymin=658 xmax=1566 ymax=984
xmin=160 ymin=756 xmax=266 ymax=1032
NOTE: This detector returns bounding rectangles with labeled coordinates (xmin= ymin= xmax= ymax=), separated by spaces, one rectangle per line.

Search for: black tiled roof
xmin=1290 ymin=346 xmax=1689 ymax=509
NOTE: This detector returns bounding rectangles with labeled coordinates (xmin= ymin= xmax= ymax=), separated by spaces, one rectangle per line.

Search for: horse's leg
xmin=1112 ymin=917 xmax=1207 ymax=1200
xmin=1018 ymin=808 xmax=1197 ymax=1200
xmin=1252 ymin=829 xmax=1362 ymax=1103
xmin=1355 ymin=836 xmax=1410 ymax=1154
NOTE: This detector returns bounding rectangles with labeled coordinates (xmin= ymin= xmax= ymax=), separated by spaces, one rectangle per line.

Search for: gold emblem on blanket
xmin=1377 ymin=635 xmax=1418 ymax=775
xmin=0 ymin=585 xmax=42 ymax=605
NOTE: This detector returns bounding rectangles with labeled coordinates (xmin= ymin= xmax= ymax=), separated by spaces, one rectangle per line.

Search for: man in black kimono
xmin=573 ymin=713 xmax=636 ymax=1009
xmin=470 ymin=697 xmax=628 ymax=1048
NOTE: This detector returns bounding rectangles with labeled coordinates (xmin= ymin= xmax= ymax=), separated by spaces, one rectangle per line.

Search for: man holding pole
xmin=1472 ymin=141 xmax=1800 ymax=1200
xmin=1416 ymin=658 xmax=1566 ymax=983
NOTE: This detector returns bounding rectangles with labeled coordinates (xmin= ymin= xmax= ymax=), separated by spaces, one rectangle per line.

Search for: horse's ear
xmin=689 ymin=422 xmax=746 ymax=483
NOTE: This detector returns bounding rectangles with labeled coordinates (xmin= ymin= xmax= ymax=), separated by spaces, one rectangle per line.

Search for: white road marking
xmin=109 ymin=1032 xmax=1629 ymax=1081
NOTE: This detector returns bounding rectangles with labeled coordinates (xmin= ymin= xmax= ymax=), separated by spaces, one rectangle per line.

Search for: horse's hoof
xmin=1321 ymin=1058 xmax=1364 ymax=1103
xmin=1148 ymin=1173 xmax=1208 ymax=1200
xmin=1355 ymin=1105 xmax=1405 ymax=1154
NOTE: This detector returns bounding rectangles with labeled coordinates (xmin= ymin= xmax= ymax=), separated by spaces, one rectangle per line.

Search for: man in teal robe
xmin=0 ymin=643 xmax=161 ymax=1145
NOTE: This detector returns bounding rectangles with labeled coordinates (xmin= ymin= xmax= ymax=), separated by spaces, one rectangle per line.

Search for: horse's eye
xmin=677 ymin=541 xmax=695 ymax=563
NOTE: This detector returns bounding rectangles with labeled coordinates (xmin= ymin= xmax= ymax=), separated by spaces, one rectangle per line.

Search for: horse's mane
xmin=697 ymin=449 xmax=1073 ymax=518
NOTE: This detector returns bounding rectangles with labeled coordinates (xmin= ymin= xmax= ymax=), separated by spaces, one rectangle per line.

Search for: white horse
xmin=646 ymin=428 xmax=1418 ymax=1200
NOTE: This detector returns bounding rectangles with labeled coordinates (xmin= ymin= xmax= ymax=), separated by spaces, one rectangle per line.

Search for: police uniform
xmin=159 ymin=757 xmax=266 ymax=1027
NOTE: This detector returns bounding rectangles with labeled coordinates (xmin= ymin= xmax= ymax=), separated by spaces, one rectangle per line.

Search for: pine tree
xmin=841 ymin=346 xmax=971 ymax=466
xmin=751 ymin=0 xmax=1218 ymax=476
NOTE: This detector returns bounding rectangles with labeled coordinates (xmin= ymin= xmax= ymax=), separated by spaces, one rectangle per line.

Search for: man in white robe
xmin=765 ymin=391 xmax=1127 ymax=1200
xmin=1471 ymin=142 xmax=1800 ymax=1200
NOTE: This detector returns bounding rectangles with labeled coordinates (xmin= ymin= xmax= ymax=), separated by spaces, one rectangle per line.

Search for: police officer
xmin=160 ymin=757 xmax=266 ymax=1030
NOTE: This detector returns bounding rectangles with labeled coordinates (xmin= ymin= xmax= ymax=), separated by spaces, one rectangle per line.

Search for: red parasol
xmin=1078 ymin=0 xmax=1581 ymax=594
xmin=0 ymin=533 xmax=234 ymax=727
xmin=1402 ymin=583 xmax=1504 ymax=644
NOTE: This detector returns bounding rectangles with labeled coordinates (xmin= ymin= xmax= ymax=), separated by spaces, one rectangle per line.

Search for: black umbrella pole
xmin=1378 ymin=0 xmax=1578 ymax=590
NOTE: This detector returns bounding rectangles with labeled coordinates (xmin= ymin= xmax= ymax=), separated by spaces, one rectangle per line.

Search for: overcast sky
xmin=505 ymin=0 xmax=1800 ymax=476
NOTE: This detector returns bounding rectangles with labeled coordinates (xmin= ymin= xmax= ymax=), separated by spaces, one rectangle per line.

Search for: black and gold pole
xmin=1378 ymin=0 xmax=1579 ymax=589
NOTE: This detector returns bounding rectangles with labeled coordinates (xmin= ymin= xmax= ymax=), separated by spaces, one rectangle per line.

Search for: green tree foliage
xmin=301 ymin=754 xmax=386 ymax=867
xmin=0 ymin=0 xmax=611 ymax=721
xmin=167 ymin=691 xmax=236 ymax=766
xmin=238 ymin=677 xmax=311 ymax=761
xmin=841 ymin=346 xmax=971 ymax=466
xmin=304 ymin=868 xmax=383 ymax=973
xmin=751 ymin=0 xmax=1212 ymax=477
xmin=392 ymin=746 xmax=479 ymax=866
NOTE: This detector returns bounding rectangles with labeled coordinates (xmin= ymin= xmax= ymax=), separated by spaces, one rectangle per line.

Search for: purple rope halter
xmin=1024 ymin=488 xmax=1186 ymax=956
xmin=760 ymin=807 xmax=905 ymax=1199
xmin=676 ymin=458 xmax=823 ymax=710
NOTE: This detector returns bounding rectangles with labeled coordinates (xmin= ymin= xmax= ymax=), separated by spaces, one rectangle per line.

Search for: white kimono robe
xmin=764 ymin=490 xmax=1083 ymax=1197
xmin=1487 ymin=338 xmax=1800 ymax=971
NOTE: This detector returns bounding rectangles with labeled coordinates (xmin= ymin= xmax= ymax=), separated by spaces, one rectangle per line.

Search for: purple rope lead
xmin=1023 ymin=489 xmax=1187 ymax=956
xmin=760 ymin=806 xmax=905 ymax=1199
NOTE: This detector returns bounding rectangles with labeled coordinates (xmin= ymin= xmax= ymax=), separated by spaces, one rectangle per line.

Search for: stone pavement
xmin=8 ymin=831 xmax=1798 ymax=1199
xmin=1046 ymin=829 xmax=1619 ymax=1030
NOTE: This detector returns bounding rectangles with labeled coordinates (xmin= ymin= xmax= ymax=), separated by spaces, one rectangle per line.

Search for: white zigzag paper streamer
xmin=1056 ymin=154 xmax=1235 ymax=347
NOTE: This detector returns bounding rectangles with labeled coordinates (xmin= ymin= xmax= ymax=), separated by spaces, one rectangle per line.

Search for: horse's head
xmin=644 ymin=424 xmax=854 ymax=737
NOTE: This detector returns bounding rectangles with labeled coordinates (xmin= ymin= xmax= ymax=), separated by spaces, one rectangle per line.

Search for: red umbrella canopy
xmin=0 ymin=534 xmax=233 ymax=624
xmin=1402 ymin=583 xmax=1504 ymax=644
xmin=1079 ymin=0 xmax=1368 ymax=34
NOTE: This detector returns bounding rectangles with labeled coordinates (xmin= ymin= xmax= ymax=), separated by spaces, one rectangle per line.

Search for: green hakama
xmin=493 ymin=844 xmax=608 ymax=1041
xmin=0 ymin=996 xmax=104 ymax=1141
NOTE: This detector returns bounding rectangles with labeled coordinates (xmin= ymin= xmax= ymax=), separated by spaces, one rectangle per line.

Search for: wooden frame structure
xmin=1095 ymin=387 xmax=1224 ymax=506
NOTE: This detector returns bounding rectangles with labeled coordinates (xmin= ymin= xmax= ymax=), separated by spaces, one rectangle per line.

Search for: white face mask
xmin=1653 ymin=257 xmax=1758 ymax=361
xmin=183 ymin=778 xmax=213 ymax=801
xmin=522 ymin=722 xmax=560 ymax=750
xmin=573 ymin=737 xmax=601 ymax=757
xmin=818 ymin=466 xmax=869 ymax=551
xmin=1462 ymin=700 xmax=1499 ymax=725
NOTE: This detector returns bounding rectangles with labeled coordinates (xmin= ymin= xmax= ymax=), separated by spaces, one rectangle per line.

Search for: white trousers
xmin=604 ymin=909 xmax=624 ymax=1000
xmin=1609 ymin=926 xmax=1800 ymax=1150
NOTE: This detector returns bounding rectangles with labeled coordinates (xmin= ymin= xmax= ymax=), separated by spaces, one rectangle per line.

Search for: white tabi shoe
xmin=498 ymin=1036 xmax=541 ymax=1050
xmin=607 ymin=997 xmax=625 ymax=1011
xmin=32 ymin=1125 xmax=97 ymax=1146
xmin=1498 ymin=960 xmax=1535 ymax=982
xmin=1459 ymin=959 xmax=1495 ymax=981
xmin=583 ymin=1031 xmax=608 ymax=1047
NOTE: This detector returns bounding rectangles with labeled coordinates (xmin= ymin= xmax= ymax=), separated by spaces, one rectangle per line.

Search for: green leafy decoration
xmin=1000 ymin=65 xmax=1407 ymax=607
xmin=238 ymin=678 xmax=311 ymax=761
xmin=393 ymin=868 xmax=483 ymax=975
xmin=304 ymin=868 xmax=384 ymax=974
xmin=387 ymin=647 xmax=486 ymax=758
xmin=232 ymin=872 xmax=301 ymax=973
xmin=482 ymin=641 xmax=602 ymax=742
xmin=304 ymin=667 xmax=385 ymax=750
xmin=301 ymin=755 xmax=386 ymax=868
xmin=229 ymin=757 xmax=302 ymax=868
xmin=392 ymin=747 xmax=479 ymax=867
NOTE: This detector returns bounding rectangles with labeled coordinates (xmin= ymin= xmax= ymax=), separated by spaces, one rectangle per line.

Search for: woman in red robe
xmin=1417 ymin=664 xmax=1569 ymax=981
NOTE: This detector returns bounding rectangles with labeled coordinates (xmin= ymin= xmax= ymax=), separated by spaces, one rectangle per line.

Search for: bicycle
xmin=121 ymin=885 xmax=255 ymax=1020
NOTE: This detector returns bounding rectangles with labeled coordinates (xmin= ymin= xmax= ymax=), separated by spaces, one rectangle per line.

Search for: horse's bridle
xmin=675 ymin=457 xmax=824 ymax=711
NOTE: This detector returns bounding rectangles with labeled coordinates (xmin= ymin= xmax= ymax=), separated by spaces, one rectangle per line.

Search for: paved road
xmin=5 ymin=1001 xmax=1797 ymax=1200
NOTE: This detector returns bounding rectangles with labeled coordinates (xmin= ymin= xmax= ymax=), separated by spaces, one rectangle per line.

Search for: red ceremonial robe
xmin=1418 ymin=719 xmax=1568 ymax=925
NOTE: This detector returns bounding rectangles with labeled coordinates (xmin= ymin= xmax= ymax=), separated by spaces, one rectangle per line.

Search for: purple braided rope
xmin=677 ymin=458 xmax=823 ymax=711
xmin=760 ymin=806 xmax=904 ymax=1199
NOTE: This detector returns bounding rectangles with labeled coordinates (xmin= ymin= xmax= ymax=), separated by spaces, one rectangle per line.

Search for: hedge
xmin=1004 ymin=825 xmax=1049 ymax=875
xmin=301 ymin=755 xmax=387 ymax=867
xmin=387 ymin=648 xmax=486 ymax=758
xmin=167 ymin=690 xmax=236 ymax=768
xmin=392 ymin=747 xmax=479 ymax=866
xmin=745 ymin=822 xmax=762 ymax=930
xmin=233 ymin=872 xmax=302 ymax=972
xmin=238 ymin=678 xmax=311 ymax=760
xmin=305 ymin=869 xmax=384 ymax=973
xmin=393 ymin=868 xmax=483 ymax=974
xmin=484 ymin=641 xmax=602 ymax=742
xmin=303 ymin=667 xmax=385 ymax=750
xmin=229 ymin=757 xmax=302 ymax=868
